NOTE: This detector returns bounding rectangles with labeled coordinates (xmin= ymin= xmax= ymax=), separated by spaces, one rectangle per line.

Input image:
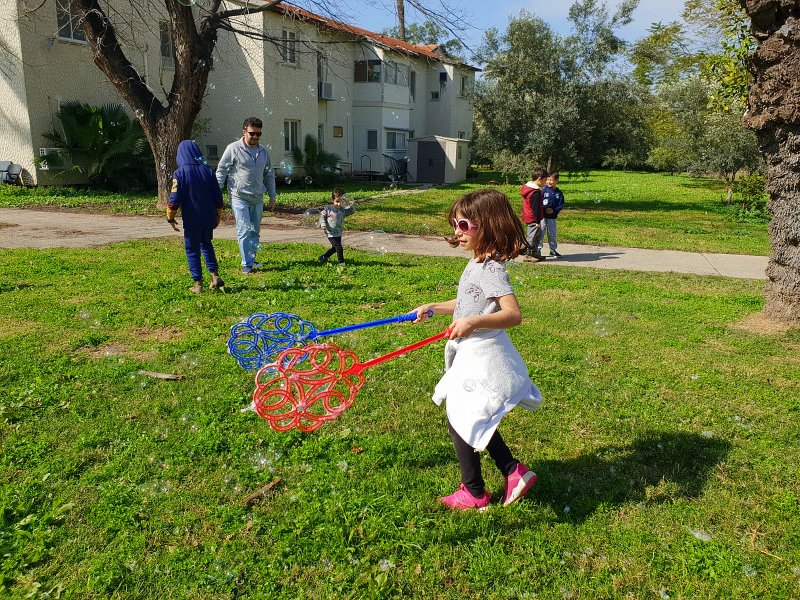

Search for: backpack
xmin=0 ymin=161 xmax=22 ymax=185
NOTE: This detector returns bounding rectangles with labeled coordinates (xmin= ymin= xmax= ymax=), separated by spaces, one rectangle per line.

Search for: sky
xmin=338 ymin=0 xmax=686 ymax=60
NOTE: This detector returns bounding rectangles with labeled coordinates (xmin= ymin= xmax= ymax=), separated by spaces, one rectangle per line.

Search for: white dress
xmin=431 ymin=259 xmax=542 ymax=450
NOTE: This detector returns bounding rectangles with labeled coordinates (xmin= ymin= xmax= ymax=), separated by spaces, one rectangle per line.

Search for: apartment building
xmin=1 ymin=1 xmax=477 ymax=185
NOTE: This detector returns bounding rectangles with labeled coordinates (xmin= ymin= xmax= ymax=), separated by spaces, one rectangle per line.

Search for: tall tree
xmin=382 ymin=20 xmax=464 ymax=58
xmin=740 ymin=1 xmax=800 ymax=324
xmin=472 ymin=0 xmax=643 ymax=172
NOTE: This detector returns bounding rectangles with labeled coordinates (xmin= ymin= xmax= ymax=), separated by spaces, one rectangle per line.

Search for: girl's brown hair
xmin=332 ymin=188 xmax=346 ymax=199
xmin=445 ymin=189 xmax=528 ymax=262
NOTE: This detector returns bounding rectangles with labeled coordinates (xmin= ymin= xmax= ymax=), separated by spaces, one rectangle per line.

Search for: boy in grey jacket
xmin=215 ymin=117 xmax=277 ymax=273
xmin=318 ymin=188 xmax=355 ymax=266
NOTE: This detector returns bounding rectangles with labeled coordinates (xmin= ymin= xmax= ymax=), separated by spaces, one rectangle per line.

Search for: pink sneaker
xmin=440 ymin=483 xmax=491 ymax=511
xmin=503 ymin=463 xmax=537 ymax=507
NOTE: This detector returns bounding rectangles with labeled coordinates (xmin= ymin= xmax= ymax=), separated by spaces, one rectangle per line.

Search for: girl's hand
xmin=412 ymin=305 xmax=434 ymax=323
xmin=448 ymin=317 xmax=478 ymax=339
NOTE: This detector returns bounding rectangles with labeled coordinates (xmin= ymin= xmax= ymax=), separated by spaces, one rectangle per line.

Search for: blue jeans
xmin=230 ymin=195 xmax=264 ymax=267
xmin=184 ymin=227 xmax=218 ymax=281
xmin=539 ymin=218 xmax=558 ymax=252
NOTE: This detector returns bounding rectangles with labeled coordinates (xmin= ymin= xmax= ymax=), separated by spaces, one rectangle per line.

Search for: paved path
xmin=0 ymin=208 xmax=768 ymax=280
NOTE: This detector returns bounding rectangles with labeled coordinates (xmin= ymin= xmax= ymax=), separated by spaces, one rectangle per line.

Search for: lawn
xmin=1 ymin=238 xmax=798 ymax=598
xmin=0 ymin=170 xmax=771 ymax=256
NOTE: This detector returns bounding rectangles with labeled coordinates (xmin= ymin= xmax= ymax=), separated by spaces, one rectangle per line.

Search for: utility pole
xmin=396 ymin=0 xmax=406 ymax=40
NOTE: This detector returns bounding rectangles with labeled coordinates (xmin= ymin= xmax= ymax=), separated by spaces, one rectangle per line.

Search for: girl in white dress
xmin=413 ymin=189 xmax=542 ymax=510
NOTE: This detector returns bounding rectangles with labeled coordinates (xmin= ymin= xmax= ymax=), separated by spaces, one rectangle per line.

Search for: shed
xmin=406 ymin=136 xmax=470 ymax=184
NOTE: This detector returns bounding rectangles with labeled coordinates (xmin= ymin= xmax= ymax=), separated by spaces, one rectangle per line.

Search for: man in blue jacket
xmin=215 ymin=117 xmax=277 ymax=273
xmin=167 ymin=140 xmax=225 ymax=293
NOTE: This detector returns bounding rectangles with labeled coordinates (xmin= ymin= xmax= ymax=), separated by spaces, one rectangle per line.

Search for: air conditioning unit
xmin=317 ymin=81 xmax=335 ymax=101
xmin=38 ymin=148 xmax=72 ymax=170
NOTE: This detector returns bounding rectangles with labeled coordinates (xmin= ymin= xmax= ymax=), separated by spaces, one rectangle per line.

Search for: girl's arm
xmin=448 ymin=293 xmax=521 ymax=339
xmin=412 ymin=299 xmax=457 ymax=323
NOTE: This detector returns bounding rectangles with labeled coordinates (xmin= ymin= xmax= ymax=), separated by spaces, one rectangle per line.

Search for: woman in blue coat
xmin=166 ymin=140 xmax=225 ymax=293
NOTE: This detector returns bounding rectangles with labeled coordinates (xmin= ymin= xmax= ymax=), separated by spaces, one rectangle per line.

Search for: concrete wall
xmin=1 ymin=1 xmax=34 ymax=180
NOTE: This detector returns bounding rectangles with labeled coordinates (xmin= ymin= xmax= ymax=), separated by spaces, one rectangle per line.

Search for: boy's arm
xmin=554 ymin=189 xmax=565 ymax=214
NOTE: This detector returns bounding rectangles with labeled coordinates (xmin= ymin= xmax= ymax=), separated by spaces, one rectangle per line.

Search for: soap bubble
xmin=308 ymin=85 xmax=316 ymax=96
xmin=135 ymin=109 xmax=144 ymax=119
xmin=196 ymin=59 xmax=206 ymax=69
xmin=264 ymin=107 xmax=273 ymax=116
xmin=176 ymin=0 xmax=196 ymax=5
xmin=389 ymin=183 xmax=398 ymax=190
xmin=403 ymin=156 xmax=410 ymax=162
xmin=284 ymin=177 xmax=292 ymax=185
xmin=208 ymin=82 xmax=216 ymax=90
xmin=304 ymin=175 xmax=313 ymax=185
xmin=367 ymin=230 xmax=389 ymax=255
xmin=301 ymin=208 xmax=321 ymax=227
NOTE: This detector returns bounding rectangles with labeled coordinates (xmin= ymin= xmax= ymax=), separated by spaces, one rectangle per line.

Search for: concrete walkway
xmin=0 ymin=208 xmax=768 ymax=280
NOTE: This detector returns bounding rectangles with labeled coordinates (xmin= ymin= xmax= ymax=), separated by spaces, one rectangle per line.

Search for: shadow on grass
xmin=530 ymin=431 xmax=732 ymax=523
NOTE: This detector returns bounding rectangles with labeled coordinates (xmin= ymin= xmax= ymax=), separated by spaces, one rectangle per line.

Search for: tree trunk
xmin=741 ymin=1 xmax=800 ymax=324
xmin=73 ymin=0 xmax=214 ymax=207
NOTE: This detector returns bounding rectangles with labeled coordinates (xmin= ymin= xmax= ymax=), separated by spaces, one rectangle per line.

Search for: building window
xmin=317 ymin=123 xmax=324 ymax=151
xmin=457 ymin=145 xmax=463 ymax=159
xmin=385 ymin=61 xmax=398 ymax=85
xmin=386 ymin=131 xmax=406 ymax=150
xmin=430 ymin=91 xmax=440 ymax=101
xmin=206 ymin=144 xmax=219 ymax=160
xmin=460 ymin=75 xmax=469 ymax=96
xmin=354 ymin=60 xmax=381 ymax=83
xmin=332 ymin=126 xmax=344 ymax=138
xmin=366 ymin=130 xmax=378 ymax=151
xmin=284 ymin=120 xmax=300 ymax=152
xmin=56 ymin=0 xmax=86 ymax=42
xmin=396 ymin=64 xmax=410 ymax=87
xmin=408 ymin=130 xmax=415 ymax=139
xmin=410 ymin=71 xmax=416 ymax=101
xmin=280 ymin=30 xmax=296 ymax=64
xmin=458 ymin=131 xmax=466 ymax=139
xmin=317 ymin=52 xmax=328 ymax=82
xmin=159 ymin=22 xmax=174 ymax=70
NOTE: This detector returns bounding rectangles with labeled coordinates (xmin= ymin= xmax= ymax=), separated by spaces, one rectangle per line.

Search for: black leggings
xmin=448 ymin=421 xmax=518 ymax=498
xmin=321 ymin=236 xmax=344 ymax=264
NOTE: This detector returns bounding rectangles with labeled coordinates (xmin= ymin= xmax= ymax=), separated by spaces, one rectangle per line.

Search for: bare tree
xmin=24 ymin=0 xmax=470 ymax=206
xmin=741 ymin=0 xmax=800 ymax=324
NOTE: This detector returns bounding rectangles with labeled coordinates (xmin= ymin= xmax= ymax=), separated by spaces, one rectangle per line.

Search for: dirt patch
xmin=132 ymin=326 xmax=184 ymax=342
xmin=87 ymin=342 xmax=157 ymax=360
xmin=0 ymin=222 xmax=19 ymax=230
xmin=731 ymin=311 xmax=796 ymax=335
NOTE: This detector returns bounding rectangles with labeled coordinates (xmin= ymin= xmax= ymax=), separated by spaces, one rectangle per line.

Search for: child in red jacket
xmin=519 ymin=167 xmax=548 ymax=262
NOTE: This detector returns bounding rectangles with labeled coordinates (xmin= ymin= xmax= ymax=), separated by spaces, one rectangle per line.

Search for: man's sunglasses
xmin=452 ymin=218 xmax=478 ymax=234
xmin=245 ymin=131 xmax=262 ymax=137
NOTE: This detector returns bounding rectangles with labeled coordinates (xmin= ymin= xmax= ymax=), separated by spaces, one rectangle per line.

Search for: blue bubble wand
xmin=228 ymin=310 xmax=433 ymax=370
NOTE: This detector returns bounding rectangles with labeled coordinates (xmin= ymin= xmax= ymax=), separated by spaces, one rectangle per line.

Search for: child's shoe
xmin=318 ymin=255 xmax=328 ymax=263
xmin=440 ymin=483 xmax=490 ymax=511
xmin=189 ymin=280 xmax=203 ymax=294
xmin=502 ymin=463 xmax=537 ymax=507
xmin=209 ymin=272 xmax=225 ymax=289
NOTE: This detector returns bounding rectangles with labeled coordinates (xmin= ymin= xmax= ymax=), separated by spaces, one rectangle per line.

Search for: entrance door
xmin=416 ymin=141 xmax=446 ymax=183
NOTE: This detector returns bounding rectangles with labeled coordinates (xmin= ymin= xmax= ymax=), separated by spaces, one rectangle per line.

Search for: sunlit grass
xmin=0 ymin=238 xmax=797 ymax=598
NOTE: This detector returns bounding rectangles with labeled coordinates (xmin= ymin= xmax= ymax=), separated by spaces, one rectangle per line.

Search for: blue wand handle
xmin=314 ymin=310 xmax=434 ymax=338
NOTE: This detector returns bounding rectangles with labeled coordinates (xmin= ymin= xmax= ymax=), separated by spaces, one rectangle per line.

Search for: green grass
xmin=1 ymin=238 xmax=798 ymax=598
xmin=0 ymin=170 xmax=771 ymax=255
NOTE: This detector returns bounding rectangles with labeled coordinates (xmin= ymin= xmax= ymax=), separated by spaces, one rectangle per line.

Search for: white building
xmin=0 ymin=1 xmax=477 ymax=185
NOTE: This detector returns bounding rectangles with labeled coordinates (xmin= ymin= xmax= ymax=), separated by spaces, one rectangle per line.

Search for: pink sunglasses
xmin=452 ymin=217 xmax=478 ymax=234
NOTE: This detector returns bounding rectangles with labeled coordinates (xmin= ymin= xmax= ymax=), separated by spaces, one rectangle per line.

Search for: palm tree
xmin=36 ymin=101 xmax=153 ymax=190
xmin=742 ymin=4 xmax=800 ymax=324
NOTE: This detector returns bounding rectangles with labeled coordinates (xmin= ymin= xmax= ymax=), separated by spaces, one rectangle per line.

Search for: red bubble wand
xmin=252 ymin=327 xmax=452 ymax=432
